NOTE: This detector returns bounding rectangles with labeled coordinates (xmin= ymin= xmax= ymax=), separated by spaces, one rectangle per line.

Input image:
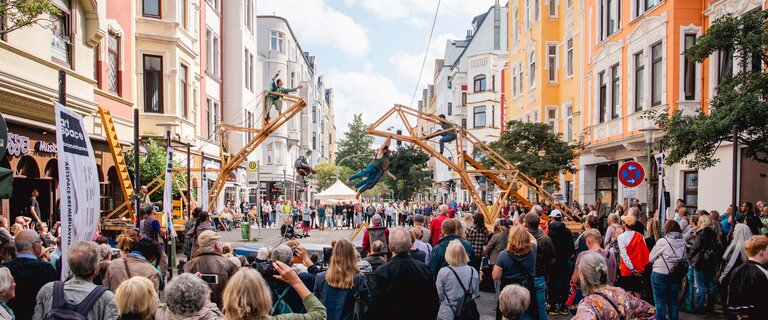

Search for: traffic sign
xmin=247 ymin=161 xmax=258 ymax=182
xmin=618 ymin=161 xmax=645 ymax=188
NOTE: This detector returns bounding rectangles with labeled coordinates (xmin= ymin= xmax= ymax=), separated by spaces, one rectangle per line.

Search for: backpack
xmin=445 ymin=267 xmax=480 ymax=320
xmin=44 ymin=281 xmax=108 ymax=320
xmin=270 ymin=287 xmax=293 ymax=316
xmin=660 ymin=239 xmax=688 ymax=283
xmin=352 ymin=275 xmax=369 ymax=320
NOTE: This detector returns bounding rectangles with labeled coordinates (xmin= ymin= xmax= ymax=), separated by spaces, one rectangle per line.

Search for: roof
xmin=257 ymin=15 xmax=315 ymax=74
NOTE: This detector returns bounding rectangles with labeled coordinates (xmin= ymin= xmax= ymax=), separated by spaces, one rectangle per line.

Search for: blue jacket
xmin=429 ymin=235 xmax=474 ymax=276
xmin=314 ymin=272 xmax=366 ymax=320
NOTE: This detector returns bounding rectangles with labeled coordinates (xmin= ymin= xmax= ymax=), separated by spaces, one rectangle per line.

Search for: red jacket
xmin=430 ymin=214 xmax=449 ymax=246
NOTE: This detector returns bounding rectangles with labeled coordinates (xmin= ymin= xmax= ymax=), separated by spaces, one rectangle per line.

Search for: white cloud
xmin=258 ymin=0 xmax=370 ymax=57
xmin=325 ymin=69 xmax=411 ymax=136
xmin=360 ymin=0 xmax=494 ymax=22
xmin=389 ymin=33 xmax=458 ymax=91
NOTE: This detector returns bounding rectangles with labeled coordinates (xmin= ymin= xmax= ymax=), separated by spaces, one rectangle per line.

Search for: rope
xmin=409 ymin=0 xmax=442 ymax=108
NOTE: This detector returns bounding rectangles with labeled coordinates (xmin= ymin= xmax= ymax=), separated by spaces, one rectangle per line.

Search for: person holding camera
xmin=183 ymin=231 xmax=239 ymax=308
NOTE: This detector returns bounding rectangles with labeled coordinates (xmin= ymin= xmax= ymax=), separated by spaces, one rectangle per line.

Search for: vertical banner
xmin=55 ymin=102 xmax=100 ymax=280
xmin=654 ymin=153 xmax=666 ymax=227
xmin=163 ymin=147 xmax=177 ymax=237
xmin=201 ymin=165 xmax=209 ymax=212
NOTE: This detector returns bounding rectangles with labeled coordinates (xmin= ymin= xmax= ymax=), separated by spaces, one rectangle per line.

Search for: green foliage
xmin=655 ymin=10 xmax=768 ymax=168
xmin=314 ymin=162 xmax=354 ymax=191
xmin=385 ymin=144 xmax=432 ymax=200
xmin=483 ymin=121 xmax=580 ymax=186
xmin=0 ymin=0 xmax=60 ymax=36
xmin=125 ymin=139 xmax=188 ymax=203
xmin=335 ymin=114 xmax=374 ymax=172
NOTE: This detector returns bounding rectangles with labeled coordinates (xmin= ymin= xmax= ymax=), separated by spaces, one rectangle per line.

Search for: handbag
xmin=660 ymin=239 xmax=688 ymax=283
xmin=352 ymin=275 xmax=370 ymax=320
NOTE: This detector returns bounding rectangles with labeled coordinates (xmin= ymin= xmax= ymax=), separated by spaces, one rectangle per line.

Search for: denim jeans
xmin=358 ymin=170 xmax=384 ymax=194
xmin=693 ymin=268 xmax=716 ymax=311
xmin=350 ymin=164 xmax=377 ymax=187
xmin=682 ymin=267 xmax=695 ymax=311
xmin=327 ymin=214 xmax=335 ymax=228
xmin=651 ymin=272 xmax=681 ymax=320
xmin=270 ymin=212 xmax=276 ymax=226
xmin=534 ymin=276 xmax=547 ymax=320
xmin=439 ymin=132 xmax=457 ymax=154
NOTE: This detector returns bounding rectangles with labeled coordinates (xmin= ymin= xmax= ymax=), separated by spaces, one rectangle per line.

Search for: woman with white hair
xmin=573 ymin=252 xmax=655 ymax=320
xmin=499 ymin=284 xmax=529 ymax=320
xmin=719 ymin=224 xmax=753 ymax=283
xmin=436 ymin=240 xmax=479 ymax=320
xmin=154 ymin=273 xmax=223 ymax=320
xmin=0 ymin=267 xmax=16 ymax=319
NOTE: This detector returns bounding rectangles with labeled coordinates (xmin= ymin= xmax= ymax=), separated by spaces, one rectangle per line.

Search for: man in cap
xmin=183 ymin=230 xmax=239 ymax=307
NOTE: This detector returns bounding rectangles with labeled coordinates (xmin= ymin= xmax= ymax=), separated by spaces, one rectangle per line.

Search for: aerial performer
xmin=265 ymin=70 xmax=303 ymax=122
xmin=348 ymin=136 xmax=397 ymax=200
xmin=425 ymin=114 xmax=456 ymax=155
xmin=294 ymin=155 xmax=316 ymax=176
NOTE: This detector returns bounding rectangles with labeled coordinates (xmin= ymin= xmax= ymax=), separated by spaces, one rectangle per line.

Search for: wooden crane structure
xmin=367 ymin=104 xmax=580 ymax=224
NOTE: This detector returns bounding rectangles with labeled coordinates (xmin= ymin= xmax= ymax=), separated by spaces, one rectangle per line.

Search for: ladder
xmin=98 ymin=107 xmax=135 ymax=220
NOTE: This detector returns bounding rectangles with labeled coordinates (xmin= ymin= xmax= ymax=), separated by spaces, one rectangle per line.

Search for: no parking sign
xmin=618 ymin=161 xmax=645 ymax=188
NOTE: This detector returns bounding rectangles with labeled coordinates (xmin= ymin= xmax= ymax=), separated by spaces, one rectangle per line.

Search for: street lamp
xmin=155 ymin=122 xmax=179 ymax=281
xmin=640 ymin=125 xmax=659 ymax=219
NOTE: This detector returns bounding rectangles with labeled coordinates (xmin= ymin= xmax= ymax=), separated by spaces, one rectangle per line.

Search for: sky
xmin=257 ymin=0 xmax=500 ymax=136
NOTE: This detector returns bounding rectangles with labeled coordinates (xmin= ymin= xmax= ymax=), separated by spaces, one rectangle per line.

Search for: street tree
xmin=0 ymin=1 xmax=59 ymax=36
xmin=314 ymin=162 xmax=354 ymax=191
xmin=125 ymin=139 xmax=187 ymax=203
xmin=335 ymin=114 xmax=373 ymax=172
xmin=386 ymin=144 xmax=432 ymax=200
xmin=483 ymin=120 xmax=579 ymax=186
xmin=654 ymin=10 xmax=768 ymax=169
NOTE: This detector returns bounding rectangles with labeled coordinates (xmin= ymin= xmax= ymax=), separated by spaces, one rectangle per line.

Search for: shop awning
xmin=0 ymin=167 xmax=12 ymax=199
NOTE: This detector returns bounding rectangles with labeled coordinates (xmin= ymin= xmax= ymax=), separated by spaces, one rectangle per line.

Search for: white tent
xmin=315 ymin=179 xmax=357 ymax=204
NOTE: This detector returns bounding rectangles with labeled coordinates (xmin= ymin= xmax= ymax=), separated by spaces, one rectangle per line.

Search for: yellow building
xmin=505 ymin=0 xmax=584 ymax=204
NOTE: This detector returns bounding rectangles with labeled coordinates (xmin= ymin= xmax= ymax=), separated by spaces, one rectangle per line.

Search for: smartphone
xmin=200 ymin=274 xmax=219 ymax=284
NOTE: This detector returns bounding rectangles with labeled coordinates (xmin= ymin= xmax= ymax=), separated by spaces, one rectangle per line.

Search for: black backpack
xmin=44 ymin=281 xmax=108 ymax=320
xmin=445 ymin=267 xmax=480 ymax=320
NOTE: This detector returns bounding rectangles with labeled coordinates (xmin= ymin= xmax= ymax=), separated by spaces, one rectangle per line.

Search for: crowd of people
xmin=0 ymin=195 xmax=766 ymax=320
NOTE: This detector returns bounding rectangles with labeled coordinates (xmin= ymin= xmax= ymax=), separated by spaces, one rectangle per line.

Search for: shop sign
xmin=35 ymin=141 xmax=57 ymax=153
xmin=7 ymin=133 xmax=30 ymax=157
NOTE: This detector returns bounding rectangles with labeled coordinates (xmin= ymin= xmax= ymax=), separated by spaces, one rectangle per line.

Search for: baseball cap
xmin=414 ymin=214 xmax=425 ymax=223
xmin=197 ymin=230 xmax=221 ymax=248
xmin=550 ymin=210 xmax=563 ymax=219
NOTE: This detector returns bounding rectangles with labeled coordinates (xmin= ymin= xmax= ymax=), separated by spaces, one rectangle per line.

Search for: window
xmin=290 ymin=72 xmax=296 ymax=88
xmin=518 ymin=64 xmax=524 ymax=94
xmin=598 ymin=71 xmax=606 ymax=123
xmin=513 ymin=7 xmax=519 ymax=44
xmin=312 ymin=105 xmax=317 ymax=123
xmin=636 ymin=0 xmax=658 ymax=17
xmin=206 ymin=99 xmax=220 ymax=142
xmin=651 ymin=43 xmax=663 ymax=106
xmin=207 ymin=0 xmax=219 ymax=12
xmin=93 ymin=45 xmax=100 ymax=85
xmin=180 ymin=0 xmax=187 ymax=28
xmin=474 ymin=106 xmax=487 ymax=128
xmin=249 ymin=54 xmax=254 ymax=92
xmin=179 ymin=64 xmax=188 ymax=118
xmin=244 ymin=49 xmax=250 ymax=89
xmin=270 ymin=31 xmax=285 ymax=52
xmin=246 ymin=112 xmax=254 ymax=141
xmin=611 ymin=65 xmax=620 ymax=119
xmin=143 ymin=55 xmax=163 ymax=113
xmin=213 ymin=35 xmax=220 ymax=76
xmin=525 ymin=0 xmax=530 ymax=28
xmin=683 ymin=171 xmax=698 ymax=210
xmin=447 ymin=102 xmax=453 ymax=116
xmin=244 ymin=0 xmax=253 ymax=32
xmin=313 ymin=136 xmax=317 ymax=150
xmin=474 ymin=74 xmax=487 ymax=92
xmin=567 ymin=0 xmax=572 ymax=8
xmin=546 ymin=107 xmax=557 ymax=133
xmin=565 ymin=103 xmax=573 ymax=142
xmin=566 ymin=39 xmax=574 ymax=77
xmin=461 ymin=93 xmax=467 ymax=106
xmin=547 ymin=44 xmax=557 ymax=82
xmin=683 ymin=34 xmax=697 ymax=101
xmin=212 ymin=101 xmax=220 ymax=141
xmin=634 ymin=51 xmax=645 ymax=111
xmin=266 ymin=143 xmax=274 ymax=164
xmin=549 ymin=0 xmax=557 ymax=17
xmin=447 ymin=76 xmax=452 ymax=89
xmin=50 ymin=1 xmax=71 ymax=66
xmin=602 ymin=0 xmax=620 ymax=39
xmin=107 ymin=33 xmax=120 ymax=95
xmin=529 ymin=52 xmax=536 ymax=87
xmin=266 ymin=142 xmax=283 ymax=165
xmin=143 ymin=0 xmax=160 ymax=18
xmin=206 ymin=31 xmax=220 ymax=76
xmin=717 ymin=47 xmax=733 ymax=86
xmin=535 ymin=0 xmax=540 ymax=20
xmin=512 ymin=66 xmax=518 ymax=96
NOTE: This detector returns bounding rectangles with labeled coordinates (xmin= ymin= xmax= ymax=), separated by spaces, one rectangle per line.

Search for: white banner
xmin=163 ymin=147 xmax=177 ymax=237
xmin=654 ymin=152 xmax=666 ymax=227
xmin=55 ymin=102 xmax=100 ymax=280
xmin=201 ymin=165 xmax=208 ymax=212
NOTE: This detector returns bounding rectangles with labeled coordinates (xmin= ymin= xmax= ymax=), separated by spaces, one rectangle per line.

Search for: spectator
xmin=436 ymin=240 xmax=479 ymax=320
xmin=492 ymin=226 xmax=537 ymax=320
xmin=430 ymin=204 xmax=451 ymax=246
xmin=93 ymin=243 xmax=112 ymax=286
xmin=104 ymin=237 xmax=161 ymax=292
xmin=222 ymin=265 xmax=326 ymax=320
xmin=368 ymin=227 xmax=439 ymax=320
xmin=521 ymin=212 xmax=553 ymax=319
xmin=184 ymin=230 xmax=239 ymax=307
xmin=573 ymin=252 xmax=655 ymax=320
xmin=430 ymin=219 xmax=473 ymax=275
xmin=155 ymin=273 xmax=224 ymax=319
xmin=499 ymin=284 xmax=530 ymax=320
xmin=413 ymin=214 xmax=431 ymax=243
xmin=314 ymin=239 xmax=366 ymax=320
xmin=114 ymin=276 xmax=158 ymax=320
xmin=2 ymin=229 xmax=56 ymax=320
xmin=648 ymin=220 xmax=685 ymax=320
xmin=363 ymin=240 xmax=387 ymax=271
xmin=725 ymin=235 xmax=768 ymax=319
xmin=719 ymin=224 xmax=752 ymax=285
xmin=185 ymin=211 xmax=215 ymax=257
xmin=675 ymin=208 xmax=690 ymax=234
xmin=688 ymin=215 xmax=719 ymax=313
xmin=571 ymin=229 xmax=617 ymax=286
xmin=33 ymin=241 xmax=118 ymax=320
xmin=547 ymin=210 xmax=574 ymax=315
xmin=409 ymin=226 xmax=432 ymax=264
xmin=0 ymin=218 xmax=11 ymax=247
xmin=575 ymin=215 xmax=600 ymax=257
xmin=362 ymin=214 xmax=389 ymax=257
xmin=465 ymin=213 xmax=490 ymax=271
xmin=0 ymin=267 xmax=13 ymax=319
xmin=260 ymin=245 xmax=312 ymax=314
xmin=604 ymin=214 xmax=622 ymax=249
xmin=486 ymin=219 xmax=510 ymax=268
xmin=617 ymin=215 xmax=650 ymax=299
xmin=183 ymin=208 xmax=201 ymax=258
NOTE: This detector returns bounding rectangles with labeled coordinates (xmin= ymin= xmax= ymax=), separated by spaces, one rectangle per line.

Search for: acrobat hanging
xmin=265 ymin=70 xmax=303 ymax=122
xmin=424 ymin=114 xmax=457 ymax=155
xmin=294 ymin=156 xmax=316 ymax=177
xmin=347 ymin=136 xmax=397 ymax=200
